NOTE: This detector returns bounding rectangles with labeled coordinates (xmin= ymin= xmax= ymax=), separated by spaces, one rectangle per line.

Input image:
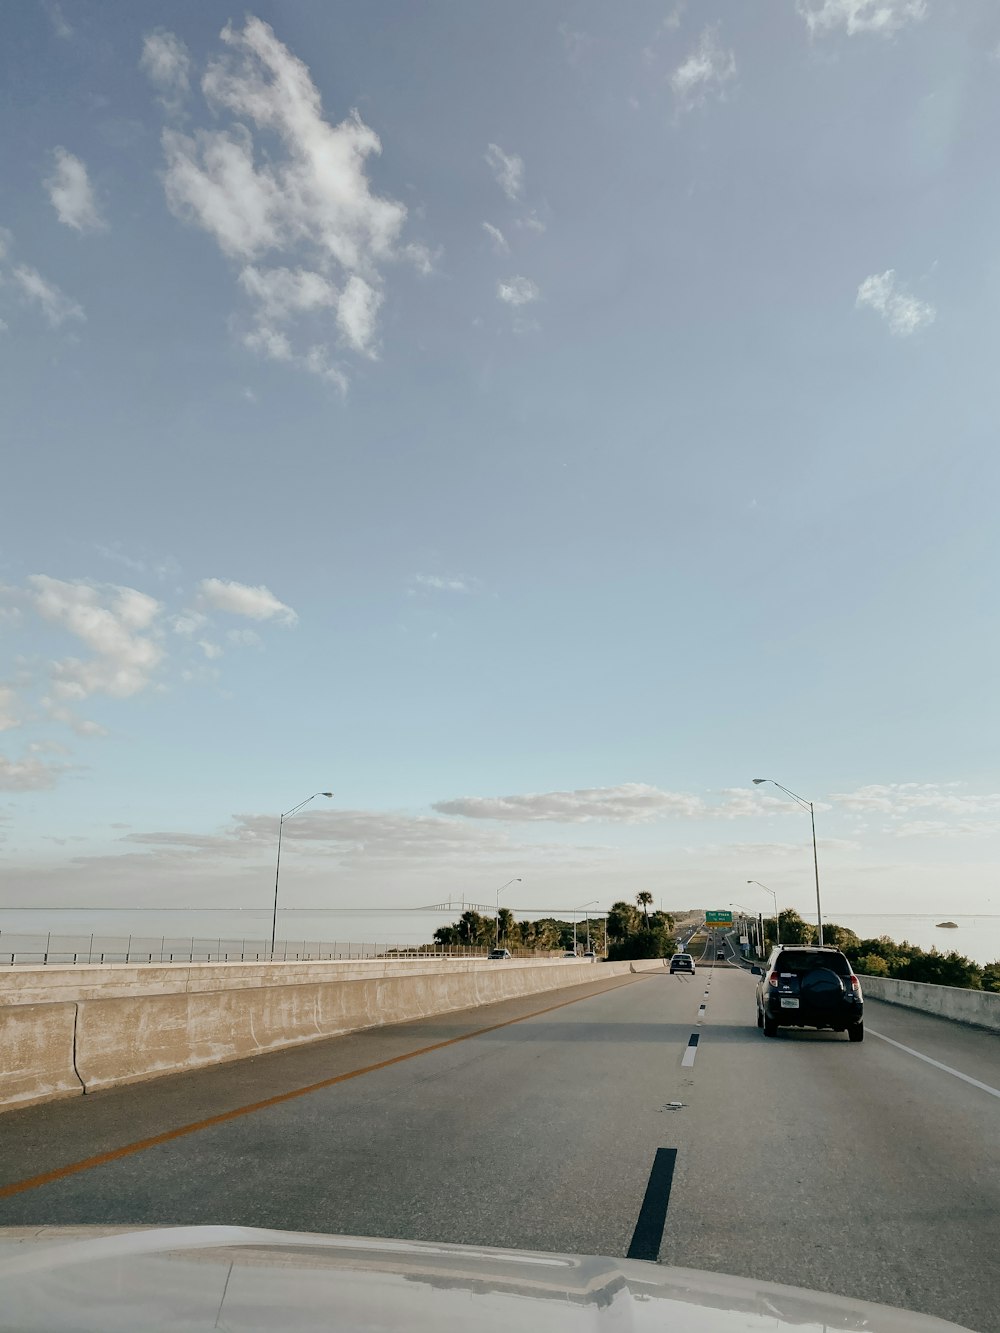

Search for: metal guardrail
xmin=0 ymin=934 xmax=498 ymax=967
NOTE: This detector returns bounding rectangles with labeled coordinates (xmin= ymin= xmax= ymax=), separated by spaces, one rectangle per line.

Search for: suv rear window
xmin=775 ymin=949 xmax=850 ymax=976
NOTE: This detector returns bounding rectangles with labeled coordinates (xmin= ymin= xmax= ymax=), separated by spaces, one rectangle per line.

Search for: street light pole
xmin=272 ymin=793 xmax=333 ymax=959
xmin=747 ymin=880 xmax=779 ymax=946
xmin=495 ymin=878 xmax=522 ymax=947
xmin=575 ymin=901 xmax=598 ymax=955
xmin=731 ymin=901 xmax=754 ymax=957
xmin=752 ymin=779 xmax=824 ymax=946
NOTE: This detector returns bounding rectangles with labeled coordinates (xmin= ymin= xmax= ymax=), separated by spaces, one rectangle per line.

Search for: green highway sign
xmin=705 ymin=910 xmax=733 ymax=927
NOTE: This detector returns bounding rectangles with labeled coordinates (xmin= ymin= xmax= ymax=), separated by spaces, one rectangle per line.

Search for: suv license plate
xmin=780 ymin=997 xmax=799 ymax=1009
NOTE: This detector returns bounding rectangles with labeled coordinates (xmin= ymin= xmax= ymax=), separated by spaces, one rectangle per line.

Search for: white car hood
xmin=0 ymin=1225 xmax=971 ymax=1333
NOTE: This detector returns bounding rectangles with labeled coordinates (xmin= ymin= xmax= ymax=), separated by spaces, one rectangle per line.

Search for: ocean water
xmin=815 ymin=914 xmax=1000 ymax=966
xmin=0 ymin=907 xmax=465 ymax=959
xmin=1 ymin=908 xmax=998 ymax=965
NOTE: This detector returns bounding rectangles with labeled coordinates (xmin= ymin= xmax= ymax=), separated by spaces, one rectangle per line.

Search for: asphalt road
xmin=1 ymin=963 xmax=998 ymax=1331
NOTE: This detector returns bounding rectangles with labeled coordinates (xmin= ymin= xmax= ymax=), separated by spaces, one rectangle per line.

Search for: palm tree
xmin=636 ymin=891 xmax=654 ymax=925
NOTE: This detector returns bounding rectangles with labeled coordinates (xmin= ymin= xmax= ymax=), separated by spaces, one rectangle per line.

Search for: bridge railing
xmin=0 ymin=934 xmax=498 ymax=966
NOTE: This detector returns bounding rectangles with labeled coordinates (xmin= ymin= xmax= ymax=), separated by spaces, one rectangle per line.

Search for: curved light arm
xmin=752 ymin=778 xmax=811 ymax=812
xmin=282 ymin=791 xmax=334 ymax=822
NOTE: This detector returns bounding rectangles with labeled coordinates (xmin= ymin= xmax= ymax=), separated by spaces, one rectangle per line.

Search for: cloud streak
xmin=45 ymin=149 xmax=105 ymax=232
xmin=497 ymin=276 xmax=539 ymax=307
xmin=485 ymin=143 xmax=524 ymax=201
xmin=671 ymin=26 xmax=736 ymax=112
xmin=13 ymin=266 xmax=85 ymax=327
xmin=856 ymin=270 xmax=935 ymax=336
xmin=197 ymin=577 xmax=298 ymax=625
xmin=148 ymin=16 xmax=424 ymax=385
xmin=797 ymin=0 xmax=927 ymax=37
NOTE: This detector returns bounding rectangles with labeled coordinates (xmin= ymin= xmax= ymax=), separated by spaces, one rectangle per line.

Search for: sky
xmin=2 ymin=0 xmax=999 ymax=924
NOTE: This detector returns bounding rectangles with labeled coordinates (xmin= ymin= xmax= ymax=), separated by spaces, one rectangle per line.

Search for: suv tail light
xmin=849 ymin=975 xmax=862 ymax=995
xmin=768 ymin=971 xmax=779 ymax=986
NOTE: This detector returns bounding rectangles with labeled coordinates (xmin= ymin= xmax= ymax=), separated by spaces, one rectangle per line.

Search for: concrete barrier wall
xmin=861 ymin=974 xmax=1000 ymax=1033
xmin=2 ymin=958 xmax=664 ymax=1109
xmin=0 ymin=956 xmax=590 ymax=1007
xmin=0 ymin=1001 xmax=83 ymax=1111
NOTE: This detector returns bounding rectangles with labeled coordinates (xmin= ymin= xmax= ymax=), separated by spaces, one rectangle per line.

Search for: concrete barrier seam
xmin=71 ymin=1002 xmax=84 ymax=1095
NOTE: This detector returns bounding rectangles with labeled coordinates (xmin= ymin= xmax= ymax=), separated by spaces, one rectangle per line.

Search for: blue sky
xmin=2 ymin=0 xmax=999 ymax=920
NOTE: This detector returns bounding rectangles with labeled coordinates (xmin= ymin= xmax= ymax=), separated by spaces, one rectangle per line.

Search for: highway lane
xmin=0 ymin=963 xmax=997 ymax=1331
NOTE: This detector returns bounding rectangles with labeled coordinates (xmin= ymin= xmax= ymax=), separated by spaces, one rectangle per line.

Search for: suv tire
xmin=763 ymin=1013 xmax=778 ymax=1038
xmin=847 ymin=1020 xmax=864 ymax=1043
xmin=756 ymin=1005 xmax=763 ymax=1028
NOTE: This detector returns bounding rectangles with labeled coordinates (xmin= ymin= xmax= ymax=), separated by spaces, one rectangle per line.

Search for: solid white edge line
xmin=868 ymin=1029 xmax=1000 ymax=1101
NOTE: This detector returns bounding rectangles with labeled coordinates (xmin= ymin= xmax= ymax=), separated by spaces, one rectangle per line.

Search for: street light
xmin=495 ymin=878 xmax=522 ymax=947
xmin=575 ymin=901 xmax=598 ymax=953
xmin=731 ymin=901 xmax=756 ymax=955
xmin=753 ymin=778 xmax=823 ymax=945
xmin=747 ymin=879 xmax=780 ymax=945
xmin=271 ymin=793 xmax=333 ymax=959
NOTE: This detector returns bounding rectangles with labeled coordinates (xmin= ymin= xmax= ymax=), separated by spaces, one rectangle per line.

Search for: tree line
xmin=758 ymin=908 xmax=1000 ymax=992
xmin=432 ymin=891 xmax=676 ymax=959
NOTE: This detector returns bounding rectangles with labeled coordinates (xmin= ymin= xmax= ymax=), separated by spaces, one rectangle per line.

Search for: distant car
xmin=755 ymin=945 xmax=864 ymax=1041
xmin=716 ymin=949 xmax=726 ymax=960
xmin=669 ymin=952 xmax=695 ymax=975
xmin=487 ymin=948 xmax=511 ymax=960
xmin=562 ymin=951 xmax=578 ymax=959
xmin=583 ymin=951 xmax=597 ymax=961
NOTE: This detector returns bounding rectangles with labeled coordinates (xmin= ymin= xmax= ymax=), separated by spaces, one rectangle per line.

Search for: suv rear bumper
xmin=763 ymin=996 xmax=862 ymax=1029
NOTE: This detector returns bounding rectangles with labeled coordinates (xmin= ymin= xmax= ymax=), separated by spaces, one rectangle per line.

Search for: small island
xmin=936 ymin=921 xmax=958 ymax=929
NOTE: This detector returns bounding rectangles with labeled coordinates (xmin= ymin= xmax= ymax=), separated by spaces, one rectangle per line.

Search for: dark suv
xmin=754 ymin=946 xmax=864 ymax=1041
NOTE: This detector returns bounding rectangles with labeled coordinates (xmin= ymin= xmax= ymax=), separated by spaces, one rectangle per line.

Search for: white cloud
xmin=434 ymin=783 xmax=709 ymax=824
xmin=888 ymin=819 xmax=1000 ymax=838
xmin=833 ymin=782 xmax=1000 ymax=816
xmin=432 ymin=782 xmax=820 ymax=825
xmin=497 ymin=276 xmax=539 ymax=307
xmin=45 ymin=149 xmax=105 ymax=232
xmin=856 ymin=269 xmax=935 ymax=336
xmin=485 ymin=143 xmax=524 ymax=201
xmin=336 ymin=274 xmax=382 ymax=355
xmin=197 ymin=577 xmax=298 ymax=625
xmin=198 ymin=640 xmax=224 ymax=660
xmin=671 ymin=26 xmax=737 ymax=112
xmin=126 ymin=807 xmax=522 ymax=864
xmin=0 ymin=754 xmax=64 ymax=791
xmin=238 ymin=264 xmax=337 ymax=320
xmin=796 ymin=0 xmax=927 ymax=37
xmin=141 ymin=29 xmax=191 ymax=112
xmin=412 ymin=574 xmax=476 ymax=593
xmin=13 ymin=266 xmax=85 ymax=328
xmin=482 ymin=222 xmax=509 ymax=254
xmin=152 ymin=17 xmax=422 ymax=384
xmin=29 ymin=576 xmax=163 ymax=701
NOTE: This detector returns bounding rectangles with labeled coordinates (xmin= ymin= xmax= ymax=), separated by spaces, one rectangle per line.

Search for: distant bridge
xmin=420 ymin=900 xmax=495 ymax=914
